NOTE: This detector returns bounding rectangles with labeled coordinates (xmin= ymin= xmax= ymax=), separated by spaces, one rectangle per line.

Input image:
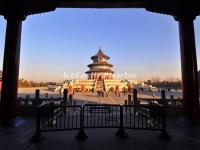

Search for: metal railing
xmin=38 ymin=104 xmax=81 ymax=132
xmin=83 ymin=104 xmax=121 ymax=128
xmin=17 ymin=89 xmax=70 ymax=116
xmin=123 ymin=104 xmax=164 ymax=130
xmin=17 ymin=98 xmax=64 ymax=116
xmin=31 ymin=102 xmax=170 ymax=142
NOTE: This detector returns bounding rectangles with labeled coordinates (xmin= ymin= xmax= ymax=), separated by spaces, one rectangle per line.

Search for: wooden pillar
xmin=178 ymin=16 xmax=200 ymax=120
xmin=0 ymin=16 xmax=24 ymax=123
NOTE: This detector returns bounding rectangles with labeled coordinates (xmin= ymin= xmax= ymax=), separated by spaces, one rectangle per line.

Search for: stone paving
xmin=0 ymin=116 xmax=200 ymax=150
xmin=72 ymin=91 xmax=160 ymax=105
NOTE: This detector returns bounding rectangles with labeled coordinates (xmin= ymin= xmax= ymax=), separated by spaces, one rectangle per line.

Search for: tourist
xmin=102 ymin=91 xmax=104 ymax=97
xmin=106 ymin=92 xmax=108 ymax=97
xmin=123 ymin=90 xmax=126 ymax=96
xmin=97 ymin=91 xmax=100 ymax=97
xmin=152 ymin=92 xmax=155 ymax=99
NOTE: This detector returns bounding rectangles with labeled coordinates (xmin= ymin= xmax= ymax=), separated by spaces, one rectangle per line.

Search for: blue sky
xmin=0 ymin=8 xmax=200 ymax=82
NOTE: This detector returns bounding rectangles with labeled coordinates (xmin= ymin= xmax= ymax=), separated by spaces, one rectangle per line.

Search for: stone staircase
xmin=95 ymin=80 xmax=105 ymax=92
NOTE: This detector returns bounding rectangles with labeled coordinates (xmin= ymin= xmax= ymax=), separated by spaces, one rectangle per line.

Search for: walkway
xmin=0 ymin=116 xmax=200 ymax=150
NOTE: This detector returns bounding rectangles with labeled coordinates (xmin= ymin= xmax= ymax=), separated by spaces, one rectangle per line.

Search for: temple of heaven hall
xmin=86 ymin=47 xmax=114 ymax=80
xmin=53 ymin=47 xmax=140 ymax=93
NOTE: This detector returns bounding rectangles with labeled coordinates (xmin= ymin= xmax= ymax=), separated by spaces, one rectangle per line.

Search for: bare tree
xmin=150 ymin=76 xmax=161 ymax=83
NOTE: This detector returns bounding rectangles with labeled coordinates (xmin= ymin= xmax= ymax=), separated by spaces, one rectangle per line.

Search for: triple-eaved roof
xmin=86 ymin=68 xmax=114 ymax=74
xmin=91 ymin=48 xmax=110 ymax=60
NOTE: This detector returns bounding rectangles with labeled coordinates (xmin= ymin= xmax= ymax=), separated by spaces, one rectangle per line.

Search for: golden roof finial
xmin=99 ymin=45 xmax=102 ymax=51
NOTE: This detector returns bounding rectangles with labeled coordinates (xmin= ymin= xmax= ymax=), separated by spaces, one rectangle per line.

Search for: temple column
xmin=0 ymin=16 xmax=25 ymax=124
xmin=177 ymin=16 xmax=200 ymax=120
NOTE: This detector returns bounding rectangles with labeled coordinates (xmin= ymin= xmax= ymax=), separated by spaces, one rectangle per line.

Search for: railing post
xmin=158 ymin=105 xmax=171 ymax=140
xmin=63 ymin=89 xmax=68 ymax=114
xmin=133 ymin=89 xmax=139 ymax=114
xmin=35 ymin=89 xmax=40 ymax=99
xmin=35 ymin=89 xmax=40 ymax=105
xmin=31 ymin=107 xmax=44 ymax=142
xmin=63 ymin=89 xmax=68 ymax=105
xmin=69 ymin=94 xmax=73 ymax=105
xmin=115 ymin=105 xmax=127 ymax=137
xmin=128 ymin=94 xmax=132 ymax=105
xmin=133 ymin=88 xmax=139 ymax=105
xmin=124 ymin=100 xmax=127 ymax=105
xmin=160 ymin=90 xmax=166 ymax=105
xmin=76 ymin=107 xmax=88 ymax=139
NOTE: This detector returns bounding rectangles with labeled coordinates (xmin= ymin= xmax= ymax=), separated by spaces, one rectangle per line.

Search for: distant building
xmin=86 ymin=47 xmax=114 ymax=80
xmin=56 ymin=47 xmax=139 ymax=93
